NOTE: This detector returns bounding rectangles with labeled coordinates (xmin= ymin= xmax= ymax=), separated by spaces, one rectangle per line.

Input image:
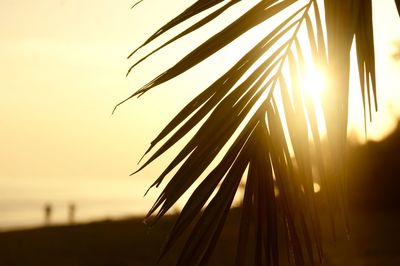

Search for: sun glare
xmin=303 ymin=67 xmax=327 ymax=101
xmin=301 ymin=67 xmax=328 ymax=137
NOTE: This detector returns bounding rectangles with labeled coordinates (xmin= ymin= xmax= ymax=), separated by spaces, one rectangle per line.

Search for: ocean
xmin=0 ymin=176 xmax=161 ymax=231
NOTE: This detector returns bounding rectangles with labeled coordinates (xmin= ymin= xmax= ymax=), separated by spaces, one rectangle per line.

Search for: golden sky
xmin=1 ymin=0 xmax=400 ymax=197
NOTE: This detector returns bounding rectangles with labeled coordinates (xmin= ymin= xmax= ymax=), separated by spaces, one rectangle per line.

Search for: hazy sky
xmin=1 ymin=0 xmax=171 ymax=181
xmin=1 ymin=0 xmax=400 ymax=194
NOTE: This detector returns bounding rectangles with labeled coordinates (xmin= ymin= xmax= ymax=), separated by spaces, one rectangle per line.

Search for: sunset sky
xmin=1 ymin=0 xmax=400 ymax=224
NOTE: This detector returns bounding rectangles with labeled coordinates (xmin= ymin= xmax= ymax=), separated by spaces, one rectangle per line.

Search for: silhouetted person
xmin=44 ymin=203 xmax=52 ymax=225
xmin=68 ymin=203 xmax=76 ymax=224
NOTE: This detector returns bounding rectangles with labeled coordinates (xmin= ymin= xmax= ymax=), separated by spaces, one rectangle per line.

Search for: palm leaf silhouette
xmin=118 ymin=0 xmax=396 ymax=264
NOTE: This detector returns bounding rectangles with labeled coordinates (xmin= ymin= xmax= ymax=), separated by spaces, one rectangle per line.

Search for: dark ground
xmin=0 ymin=209 xmax=400 ymax=266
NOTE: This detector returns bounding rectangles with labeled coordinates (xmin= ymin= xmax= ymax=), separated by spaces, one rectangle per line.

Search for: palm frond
xmin=119 ymin=0 xmax=387 ymax=264
xmin=127 ymin=0 xmax=241 ymax=75
xmin=395 ymin=0 xmax=400 ymax=17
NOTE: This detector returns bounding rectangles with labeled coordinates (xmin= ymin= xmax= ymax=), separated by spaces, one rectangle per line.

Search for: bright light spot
xmin=313 ymin=182 xmax=321 ymax=193
xmin=302 ymin=67 xmax=328 ymax=137
xmin=303 ymin=68 xmax=327 ymax=101
xmin=274 ymin=186 xmax=280 ymax=197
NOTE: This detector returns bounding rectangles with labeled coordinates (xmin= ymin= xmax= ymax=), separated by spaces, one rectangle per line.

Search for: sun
xmin=302 ymin=67 xmax=327 ymax=102
xmin=301 ymin=66 xmax=328 ymax=137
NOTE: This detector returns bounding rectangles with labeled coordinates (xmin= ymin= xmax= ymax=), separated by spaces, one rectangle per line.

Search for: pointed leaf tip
xmin=131 ymin=0 xmax=144 ymax=10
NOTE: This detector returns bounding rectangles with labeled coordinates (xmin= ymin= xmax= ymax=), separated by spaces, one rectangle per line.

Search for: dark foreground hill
xmin=0 ymin=208 xmax=400 ymax=266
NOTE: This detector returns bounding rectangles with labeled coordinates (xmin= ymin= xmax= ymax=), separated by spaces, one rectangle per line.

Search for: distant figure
xmin=68 ymin=203 xmax=76 ymax=224
xmin=44 ymin=203 xmax=52 ymax=225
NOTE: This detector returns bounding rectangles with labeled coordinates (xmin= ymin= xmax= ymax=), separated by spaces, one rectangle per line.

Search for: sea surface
xmin=0 ymin=176 xmax=162 ymax=231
